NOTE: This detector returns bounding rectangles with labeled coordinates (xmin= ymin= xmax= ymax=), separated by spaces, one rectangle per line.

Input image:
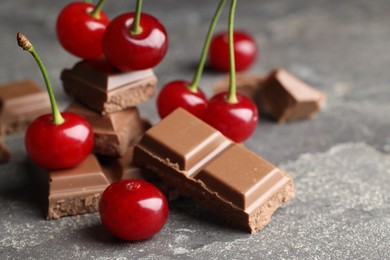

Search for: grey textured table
xmin=1 ymin=0 xmax=389 ymax=259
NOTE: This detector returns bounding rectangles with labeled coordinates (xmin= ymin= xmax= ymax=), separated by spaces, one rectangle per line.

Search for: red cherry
xmin=103 ymin=13 xmax=168 ymax=71
xmin=157 ymin=80 xmax=208 ymax=119
xmin=56 ymin=2 xmax=110 ymax=59
xmin=25 ymin=112 xmax=94 ymax=170
xmin=209 ymin=30 xmax=257 ymax=72
xmin=204 ymin=92 xmax=258 ymax=143
xmin=99 ymin=179 xmax=168 ymax=241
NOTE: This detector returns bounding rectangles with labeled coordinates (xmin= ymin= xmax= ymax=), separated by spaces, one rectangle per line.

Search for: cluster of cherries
xmin=20 ymin=0 xmax=258 ymax=242
xmin=157 ymin=0 xmax=258 ymax=143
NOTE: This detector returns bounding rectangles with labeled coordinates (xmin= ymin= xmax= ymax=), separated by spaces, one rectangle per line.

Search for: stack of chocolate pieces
xmin=214 ymin=68 xmax=326 ymax=123
xmin=33 ymin=58 xmax=164 ymax=220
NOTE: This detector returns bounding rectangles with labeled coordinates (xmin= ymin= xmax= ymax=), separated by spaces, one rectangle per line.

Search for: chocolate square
xmin=0 ymin=80 xmax=51 ymax=134
xmin=61 ymin=59 xmax=157 ymax=114
xmin=65 ymin=102 xmax=146 ymax=157
xmin=259 ymin=69 xmax=326 ymax=123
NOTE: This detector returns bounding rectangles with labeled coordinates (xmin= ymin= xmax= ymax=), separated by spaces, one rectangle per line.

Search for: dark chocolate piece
xmin=134 ymin=108 xmax=295 ymax=233
xmin=213 ymin=73 xmax=264 ymax=98
xmin=65 ymin=102 xmax=146 ymax=157
xmin=0 ymin=137 xmax=11 ymax=163
xmin=0 ymin=80 xmax=51 ymax=134
xmin=259 ymin=69 xmax=326 ymax=123
xmin=61 ymin=59 xmax=157 ymax=114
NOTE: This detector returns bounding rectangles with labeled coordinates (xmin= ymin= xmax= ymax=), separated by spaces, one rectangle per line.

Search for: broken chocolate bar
xmin=0 ymin=80 xmax=51 ymax=134
xmin=213 ymin=73 xmax=264 ymax=98
xmin=259 ymin=69 xmax=326 ymax=123
xmin=65 ymin=102 xmax=147 ymax=157
xmin=61 ymin=59 xmax=157 ymax=114
xmin=134 ymin=108 xmax=295 ymax=233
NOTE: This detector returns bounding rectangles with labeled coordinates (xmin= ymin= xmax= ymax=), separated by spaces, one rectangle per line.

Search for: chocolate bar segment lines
xmin=134 ymin=108 xmax=295 ymax=233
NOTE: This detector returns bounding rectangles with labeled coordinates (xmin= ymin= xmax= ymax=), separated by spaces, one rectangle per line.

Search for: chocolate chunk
xmin=61 ymin=59 xmax=157 ymax=114
xmin=134 ymin=108 xmax=295 ymax=233
xmin=259 ymin=69 xmax=326 ymax=123
xmin=31 ymin=154 xmax=111 ymax=220
xmin=65 ymin=102 xmax=147 ymax=157
xmin=0 ymin=80 xmax=51 ymax=134
xmin=0 ymin=137 xmax=11 ymax=163
xmin=213 ymin=73 xmax=265 ymax=98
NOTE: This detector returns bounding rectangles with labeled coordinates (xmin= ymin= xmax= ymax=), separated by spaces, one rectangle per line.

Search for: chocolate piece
xmin=0 ymin=80 xmax=51 ymax=134
xmin=259 ymin=69 xmax=326 ymax=123
xmin=134 ymin=108 xmax=295 ymax=233
xmin=0 ymin=137 xmax=11 ymax=163
xmin=32 ymin=154 xmax=112 ymax=220
xmin=61 ymin=59 xmax=157 ymax=114
xmin=65 ymin=102 xmax=147 ymax=157
xmin=213 ymin=73 xmax=264 ymax=98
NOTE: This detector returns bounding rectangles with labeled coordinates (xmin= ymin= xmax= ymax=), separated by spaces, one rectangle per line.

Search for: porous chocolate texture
xmin=61 ymin=58 xmax=157 ymax=115
xmin=259 ymin=69 xmax=326 ymax=123
xmin=0 ymin=80 xmax=51 ymax=134
xmin=65 ymin=102 xmax=147 ymax=157
xmin=134 ymin=108 xmax=295 ymax=233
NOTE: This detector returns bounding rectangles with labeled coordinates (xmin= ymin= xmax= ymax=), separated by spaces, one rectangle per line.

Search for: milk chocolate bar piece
xmin=32 ymin=154 xmax=113 ymax=220
xmin=134 ymin=108 xmax=295 ymax=233
xmin=65 ymin=102 xmax=146 ymax=157
xmin=0 ymin=80 xmax=51 ymax=134
xmin=61 ymin=59 xmax=157 ymax=114
xmin=259 ymin=69 xmax=326 ymax=123
xmin=0 ymin=137 xmax=11 ymax=163
xmin=213 ymin=73 xmax=264 ymax=98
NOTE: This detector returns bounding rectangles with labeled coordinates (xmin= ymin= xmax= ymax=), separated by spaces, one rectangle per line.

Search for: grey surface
xmin=1 ymin=0 xmax=389 ymax=259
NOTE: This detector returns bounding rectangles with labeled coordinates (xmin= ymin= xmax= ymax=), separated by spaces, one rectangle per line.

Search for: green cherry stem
xmin=85 ymin=0 xmax=92 ymax=3
xmin=17 ymin=32 xmax=64 ymax=125
xmin=227 ymin=0 xmax=238 ymax=104
xmin=188 ymin=0 xmax=227 ymax=93
xmin=90 ymin=0 xmax=107 ymax=19
xmin=131 ymin=0 xmax=143 ymax=35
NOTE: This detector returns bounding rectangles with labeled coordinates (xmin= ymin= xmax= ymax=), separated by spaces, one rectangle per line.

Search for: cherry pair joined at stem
xmin=157 ymin=0 xmax=258 ymax=143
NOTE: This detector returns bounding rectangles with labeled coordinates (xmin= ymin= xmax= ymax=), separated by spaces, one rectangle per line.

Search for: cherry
xmin=204 ymin=92 xmax=258 ymax=142
xmin=99 ymin=179 xmax=168 ymax=241
xmin=204 ymin=0 xmax=258 ymax=142
xmin=103 ymin=0 xmax=168 ymax=71
xmin=17 ymin=32 xmax=93 ymax=170
xmin=156 ymin=0 xmax=227 ymax=119
xmin=56 ymin=0 xmax=109 ymax=59
xmin=157 ymin=80 xmax=208 ymax=119
xmin=209 ymin=30 xmax=257 ymax=72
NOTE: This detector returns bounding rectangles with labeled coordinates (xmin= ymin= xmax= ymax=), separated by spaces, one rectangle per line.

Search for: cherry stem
xmin=90 ymin=0 xmax=107 ymax=19
xmin=130 ymin=0 xmax=143 ymax=35
xmin=189 ymin=0 xmax=227 ymax=93
xmin=85 ymin=0 xmax=92 ymax=3
xmin=16 ymin=33 xmax=64 ymax=125
xmin=227 ymin=0 xmax=238 ymax=104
